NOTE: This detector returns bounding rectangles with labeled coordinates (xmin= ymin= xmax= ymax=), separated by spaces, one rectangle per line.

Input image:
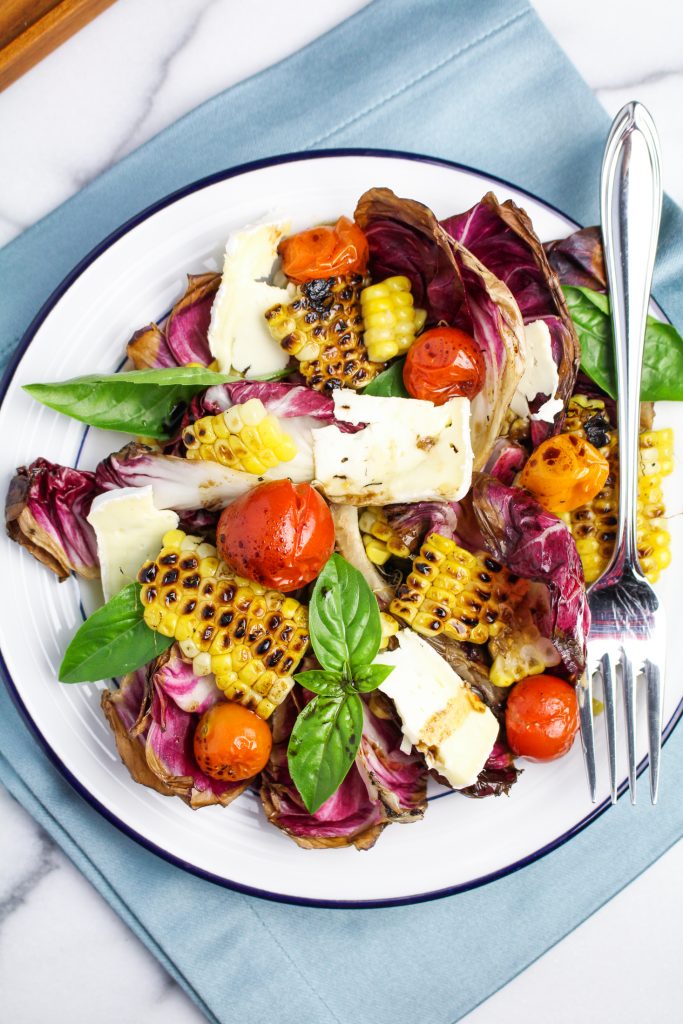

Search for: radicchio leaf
xmin=472 ymin=477 xmax=589 ymax=677
xmin=261 ymin=690 xmax=426 ymax=849
xmin=126 ymin=324 xmax=177 ymax=371
xmin=354 ymin=188 xmax=526 ymax=470
xmin=5 ymin=458 xmax=100 ymax=580
xmin=101 ymin=670 xmax=172 ymax=798
xmin=544 ymin=226 xmax=606 ymax=291
xmin=150 ymin=644 xmax=222 ymax=715
xmin=328 ymin=504 xmax=394 ymax=607
xmin=484 ymin=437 xmax=528 ymax=485
xmin=460 ymin=739 xmax=521 ymax=798
xmin=126 ymin=273 xmax=219 ymax=370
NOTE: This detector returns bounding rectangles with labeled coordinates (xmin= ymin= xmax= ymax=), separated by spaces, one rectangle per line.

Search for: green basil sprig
xmin=363 ymin=358 xmax=409 ymax=398
xmin=59 ymin=583 xmax=172 ymax=683
xmin=24 ymin=365 xmax=289 ymax=439
xmin=287 ymin=554 xmax=393 ymax=814
xmin=563 ymin=285 xmax=683 ymax=401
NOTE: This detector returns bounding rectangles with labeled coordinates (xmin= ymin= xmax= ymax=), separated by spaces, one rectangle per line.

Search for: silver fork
xmin=578 ymin=101 xmax=665 ymax=806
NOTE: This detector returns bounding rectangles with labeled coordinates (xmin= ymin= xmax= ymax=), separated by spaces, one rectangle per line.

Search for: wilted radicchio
xmin=484 ymin=437 xmax=528 ymax=485
xmin=5 ymin=458 xmax=100 ymax=580
xmin=383 ymin=501 xmax=460 ymax=549
xmin=544 ymin=225 xmax=606 ymax=291
xmin=261 ymin=690 xmax=427 ymax=849
xmin=355 ymin=188 xmax=526 ymax=470
xmin=127 ymin=273 xmax=220 ymax=370
xmin=472 ymin=476 xmax=589 ymax=677
xmin=102 ymin=647 xmax=248 ymax=808
xmin=460 ymin=739 xmax=521 ymax=798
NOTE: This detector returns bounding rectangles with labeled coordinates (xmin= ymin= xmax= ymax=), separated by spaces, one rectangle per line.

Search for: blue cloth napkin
xmin=2 ymin=2 xmax=682 ymax=1021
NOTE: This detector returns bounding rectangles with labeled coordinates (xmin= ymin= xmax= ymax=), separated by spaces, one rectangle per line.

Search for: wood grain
xmin=0 ymin=0 xmax=116 ymax=92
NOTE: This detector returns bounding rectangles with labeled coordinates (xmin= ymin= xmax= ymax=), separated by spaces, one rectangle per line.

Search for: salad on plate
xmin=6 ymin=186 xmax=681 ymax=850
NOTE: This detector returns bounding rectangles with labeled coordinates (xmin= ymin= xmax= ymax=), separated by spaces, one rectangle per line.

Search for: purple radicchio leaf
xmin=472 ymin=476 xmax=589 ymax=677
xmin=544 ymin=226 xmax=606 ymax=292
xmin=5 ymin=458 xmax=100 ymax=581
xmin=357 ymin=699 xmax=428 ymax=821
xmin=383 ymin=501 xmax=460 ymax=550
xmin=126 ymin=273 xmax=220 ymax=370
xmin=150 ymin=644 xmax=222 ymax=715
xmin=484 ymin=437 xmax=528 ymax=485
xmin=459 ymin=739 xmax=521 ymax=798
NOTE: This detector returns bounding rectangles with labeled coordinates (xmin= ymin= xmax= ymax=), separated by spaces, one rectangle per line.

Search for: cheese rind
xmin=87 ymin=486 xmax=179 ymax=601
xmin=312 ymin=390 xmax=473 ymax=505
xmin=510 ymin=319 xmax=562 ymax=424
xmin=376 ymin=630 xmax=498 ymax=789
xmin=208 ymin=221 xmax=293 ymax=377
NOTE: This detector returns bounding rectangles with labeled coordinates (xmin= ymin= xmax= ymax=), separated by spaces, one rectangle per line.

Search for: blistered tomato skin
xmin=193 ymin=702 xmax=273 ymax=781
xmin=505 ymin=674 xmax=579 ymax=762
xmin=278 ymin=217 xmax=369 ymax=284
xmin=519 ymin=433 xmax=609 ymax=514
xmin=217 ymin=480 xmax=335 ymax=592
xmin=403 ymin=326 xmax=486 ymax=404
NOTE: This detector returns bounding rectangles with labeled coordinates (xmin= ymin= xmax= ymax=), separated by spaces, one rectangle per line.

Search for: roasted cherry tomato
xmin=217 ymin=480 xmax=335 ymax=592
xmin=403 ymin=326 xmax=486 ymax=404
xmin=505 ymin=674 xmax=579 ymax=762
xmin=193 ymin=702 xmax=272 ymax=781
xmin=278 ymin=216 xmax=368 ymax=283
xmin=519 ymin=433 xmax=609 ymax=514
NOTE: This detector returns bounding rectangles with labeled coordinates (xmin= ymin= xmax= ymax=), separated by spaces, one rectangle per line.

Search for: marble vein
xmin=0 ymin=833 xmax=59 ymax=927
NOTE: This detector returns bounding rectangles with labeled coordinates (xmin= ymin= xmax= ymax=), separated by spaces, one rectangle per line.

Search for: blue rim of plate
xmin=1 ymin=147 xmax=681 ymax=910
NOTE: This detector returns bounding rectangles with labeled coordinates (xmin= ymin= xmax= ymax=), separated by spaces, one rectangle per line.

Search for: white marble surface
xmin=1 ymin=1 xmax=682 ymax=1021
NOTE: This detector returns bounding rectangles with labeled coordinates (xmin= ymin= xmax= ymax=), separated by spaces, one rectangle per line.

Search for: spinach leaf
xmin=287 ymin=692 xmax=363 ymax=813
xmin=59 ymin=583 xmax=172 ymax=683
xmin=308 ymin=554 xmax=382 ymax=675
xmin=363 ymin=359 xmax=409 ymax=398
xmin=563 ymin=285 xmax=683 ymax=401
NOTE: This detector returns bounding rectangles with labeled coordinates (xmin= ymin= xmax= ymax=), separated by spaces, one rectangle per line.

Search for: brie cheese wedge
xmin=87 ymin=486 xmax=179 ymax=601
xmin=376 ymin=630 xmax=498 ymax=789
xmin=312 ymin=390 xmax=472 ymax=505
xmin=510 ymin=318 xmax=563 ymax=424
xmin=208 ymin=221 xmax=294 ymax=377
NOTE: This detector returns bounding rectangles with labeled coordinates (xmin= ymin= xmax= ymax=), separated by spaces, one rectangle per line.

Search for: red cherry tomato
xmin=193 ymin=702 xmax=272 ymax=781
xmin=278 ymin=216 xmax=369 ymax=284
xmin=403 ymin=326 xmax=486 ymax=404
xmin=505 ymin=674 xmax=579 ymax=762
xmin=217 ymin=480 xmax=335 ymax=592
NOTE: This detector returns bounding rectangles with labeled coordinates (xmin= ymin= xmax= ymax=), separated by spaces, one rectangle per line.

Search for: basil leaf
xmin=363 ymin=359 xmax=409 ymax=398
xmin=308 ymin=554 xmax=382 ymax=675
xmin=59 ymin=583 xmax=172 ymax=683
xmin=287 ymin=692 xmax=363 ymax=813
xmin=24 ymin=366 xmax=290 ymax=438
xmin=351 ymin=663 xmax=394 ymax=693
xmin=563 ymin=285 xmax=683 ymax=401
xmin=294 ymin=669 xmax=344 ymax=696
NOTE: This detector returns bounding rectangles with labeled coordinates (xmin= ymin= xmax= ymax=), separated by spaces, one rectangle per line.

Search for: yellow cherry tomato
xmin=520 ymin=433 xmax=609 ymax=514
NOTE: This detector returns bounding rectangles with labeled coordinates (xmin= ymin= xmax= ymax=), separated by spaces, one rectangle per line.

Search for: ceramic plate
xmin=1 ymin=151 xmax=681 ymax=907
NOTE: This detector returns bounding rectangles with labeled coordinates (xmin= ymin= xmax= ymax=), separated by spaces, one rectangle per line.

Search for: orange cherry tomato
xmin=505 ymin=674 xmax=579 ymax=762
xmin=217 ymin=480 xmax=335 ymax=592
xmin=193 ymin=702 xmax=272 ymax=781
xmin=403 ymin=326 xmax=486 ymax=404
xmin=278 ymin=216 xmax=369 ymax=283
xmin=519 ymin=433 xmax=609 ymax=514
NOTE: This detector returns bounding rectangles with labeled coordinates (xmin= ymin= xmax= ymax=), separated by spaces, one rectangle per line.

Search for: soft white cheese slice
xmin=208 ymin=221 xmax=294 ymax=377
xmin=510 ymin=318 xmax=563 ymax=424
xmin=376 ymin=630 xmax=498 ymax=789
xmin=87 ymin=486 xmax=179 ymax=601
xmin=312 ymin=390 xmax=472 ymax=505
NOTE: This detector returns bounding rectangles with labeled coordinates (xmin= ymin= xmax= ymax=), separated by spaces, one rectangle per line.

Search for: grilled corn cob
xmin=264 ymin=274 xmax=384 ymax=392
xmin=181 ymin=398 xmax=297 ymax=475
xmin=379 ymin=612 xmax=400 ymax=651
xmin=560 ymin=396 xmax=673 ymax=584
xmin=138 ymin=530 xmax=309 ymax=718
xmin=360 ymin=276 xmax=426 ymax=362
xmin=358 ymin=508 xmax=411 ymax=565
xmin=390 ymin=533 xmax=528 ymax=644
xmin=488 ymin=601 xmax=561 ymax=687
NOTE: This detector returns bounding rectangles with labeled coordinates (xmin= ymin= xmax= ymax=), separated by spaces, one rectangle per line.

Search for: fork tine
xmin=621 ymin=647 xmax=637 ymax=804
xmin=645 ymin=659 xmax=663 ymax=804
xmin=601 ymin=651 xmax=619 ymax=804
xmin=577 ymin=666 xmax=597 ymax=803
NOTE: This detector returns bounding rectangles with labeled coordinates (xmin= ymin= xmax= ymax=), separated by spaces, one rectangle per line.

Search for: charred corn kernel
xmin=265 ymin=274 xmax=384 ymax=392
xmin=488 ymin=604 xmax=561 ymax=687
xmin=390 ymin=533 xmax=528 ymax=644
xmin=560 ymin=397 xmax=673 ymax=585
xmin=360 ymin=276 xmax=426 ymax=362
xmin=379 ymin=612 xmax=399 ymax=650
xmin=182 ymin=399 xmax=296 ymax=475
xmin=358 ymin=508 xmax=411 ymax=565
xmin=137 ymin=532 xmax=309 ymax=718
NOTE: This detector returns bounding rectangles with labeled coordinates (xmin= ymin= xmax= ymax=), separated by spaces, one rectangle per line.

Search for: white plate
xmin=1 ymin=151 xmax=682 ymax=907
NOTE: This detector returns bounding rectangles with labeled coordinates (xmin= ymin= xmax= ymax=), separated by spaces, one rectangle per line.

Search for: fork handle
xmin=600 ymin=102 xmax=662 ymax=570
